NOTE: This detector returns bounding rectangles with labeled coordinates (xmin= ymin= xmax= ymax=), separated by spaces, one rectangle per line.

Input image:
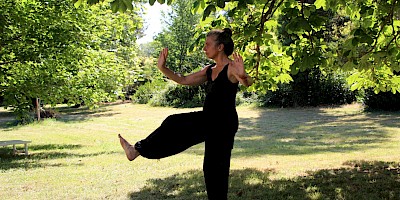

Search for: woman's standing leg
xmin=203 ymin=130 xmax=235 ymax=200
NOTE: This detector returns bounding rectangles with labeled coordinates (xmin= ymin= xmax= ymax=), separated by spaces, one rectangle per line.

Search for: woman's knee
xmin=161 ymin=114 xmax=178 ymax=126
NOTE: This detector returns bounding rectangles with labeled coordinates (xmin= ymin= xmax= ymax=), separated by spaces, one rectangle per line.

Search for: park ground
xmin=1 ymin=102 xmax=399 ymax=199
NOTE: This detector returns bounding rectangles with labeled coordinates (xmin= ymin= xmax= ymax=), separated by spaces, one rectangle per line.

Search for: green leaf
xmin=343 ymin=50 xmax=351 ymax=57
xmin=361 ymin=35 xmax=374 ymax=45
xmin=211 ymin=19 xmax=221 ymax=27
xmin=119 ymin=2 xmax=127 ymax=12
xmin=123 ymin=0 xmax=133 ymax=10
xmin=74 ymin=0 xmax=83 ymax=8
xmin=354 ymin=28 xmax=364 ymax=37
xmin=149 ymin=0 xmax=156 ymax=6
xmin=111 ymin=1 xmax=119 ymax=12
xmin=286 ymin=17 xmax=312 ymax=33
xmin=309 ymin=15 xmax=326 ymax=27
xmin=227 ymin=7 xmax=236 ymax=17
xmin=314 ymin=0 xmax=326 ymax=9
xmin=157 ymin=0 xmax=165 ymax=4
xmin=350 ymin=82 xmax=361 ymax=91
xmin=216 ymin=0 xmax=225 ymax=8
xmin=202 ymin=5 xmax=216 ymax=21
xmin=352 ymin=37 xmax=359 ymax=46
xmin=304 ymin=9 xmax=311 ymax=18
xmin=343 ymin=61 xmax=355 ymax=70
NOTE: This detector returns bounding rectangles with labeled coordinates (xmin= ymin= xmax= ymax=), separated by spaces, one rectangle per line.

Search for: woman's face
xmin=203 ymin=35 xmax=220 ymax=59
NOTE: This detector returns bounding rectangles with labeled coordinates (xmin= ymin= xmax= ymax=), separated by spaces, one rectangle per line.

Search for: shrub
xmin=258 ymin=68 xmax=357 ymax=107
xmin=363 ymin=90 xmax=400 ymax=111
xmin=131 ymin=79 xmax=167 ymax=104
xmin=149 ymin=82 xmax=205 ymax=108
xmin=235 ymin=91 xmax=261 ymax=106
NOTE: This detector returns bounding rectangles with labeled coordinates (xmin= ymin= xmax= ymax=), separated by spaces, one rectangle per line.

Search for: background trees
xmin=132 ymin=0 xmax=211 ymax=107
xmin=0 ymin=0 xmax=144 ymax=122
xmin=154 ymin=0 xmax=209 ymax=74
xmin=2 ymin=0 xmax=399 ymax=122
xmin=76 ymin=0 xmax=399 ymax=94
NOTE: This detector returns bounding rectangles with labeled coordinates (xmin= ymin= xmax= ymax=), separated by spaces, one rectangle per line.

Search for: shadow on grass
xmin=0 ymin=103 xmax=122 ymax=129
xmin=182 ymin=107 xmax=398 ymax=157
xmin=230 ymin=108 xmax=399 ymax=156
xmin=0 ymin=143 xmax=117 ymax=171
xmin=128 ymin=160 xmax=400 ymax=200
xmin=364 ymin=110 xmax=400 ymax=129
xmin=149 ymin=107 xmax=400 ymax=158
xmin=0 ymin=110 xmax=18 ymax=129
xmin=50 ymin=105 xmax=121 ymax=123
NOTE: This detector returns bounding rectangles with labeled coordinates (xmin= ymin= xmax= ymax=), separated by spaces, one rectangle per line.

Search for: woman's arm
xmin=157 ymin=48 xmax=208 ymax=86
xmin=229 ymin=53 xmax=253 ymax=87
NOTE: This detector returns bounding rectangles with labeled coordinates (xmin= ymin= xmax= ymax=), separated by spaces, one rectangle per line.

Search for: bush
xmin=131 ymin=79 xmax=167 ymax=104
xmin=235 ymin=91 xmax=262 ymax=106
xmin=364 ymin=90 xmax=400 ymax=111
xmin=257 ymin=68 xmax=357 ymax=107
xmin=149 ymin=82 xmax=205 ymax=108
xmin=132 ymin=80 xmax=205 ymax=108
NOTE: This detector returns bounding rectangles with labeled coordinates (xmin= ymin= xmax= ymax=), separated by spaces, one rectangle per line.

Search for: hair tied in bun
xmin=223 ymin=28 xmax=232 ymax=37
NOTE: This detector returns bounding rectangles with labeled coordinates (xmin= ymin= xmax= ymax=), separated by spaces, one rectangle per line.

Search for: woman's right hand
xmin=157 ymin=48 xmax=168 ymax=70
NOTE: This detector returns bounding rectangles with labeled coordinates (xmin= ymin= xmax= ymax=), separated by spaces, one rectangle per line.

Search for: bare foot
xmin=118 ymin=134 xmax=140 ymax=161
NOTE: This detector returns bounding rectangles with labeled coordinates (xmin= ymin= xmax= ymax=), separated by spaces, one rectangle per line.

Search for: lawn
xmin=1 ymin=102 xmax=399 ymax=199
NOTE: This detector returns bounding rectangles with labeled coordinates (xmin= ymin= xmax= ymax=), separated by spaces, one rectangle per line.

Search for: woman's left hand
xmin=230 ymin=52 xmax=253 ymax=87
xmin=230 ymin=53 xmax=246 ymax=76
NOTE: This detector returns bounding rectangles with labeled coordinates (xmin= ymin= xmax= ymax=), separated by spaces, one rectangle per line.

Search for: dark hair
xmin=206 ymin=28 xmax=234 ymax=56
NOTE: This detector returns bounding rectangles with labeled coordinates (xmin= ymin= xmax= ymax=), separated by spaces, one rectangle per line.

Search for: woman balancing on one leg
xmin=119 ymin=28 xmax=253 ymax=200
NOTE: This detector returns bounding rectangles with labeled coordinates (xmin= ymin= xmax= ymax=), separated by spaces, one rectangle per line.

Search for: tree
xmin=191 ymin=0 xmax=400 ymax=94
xmin=204 ymin=0 xmax=400 ymax=93
xmin=77 ymin=0 xmax=400 ymax=94
xmin=0 ymin=0 xmax=144 ymax=122
xmin=154 ymin=0 xmax=209 ymax=74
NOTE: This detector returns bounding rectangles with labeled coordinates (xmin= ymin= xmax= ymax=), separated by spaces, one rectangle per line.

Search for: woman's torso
xmin=203 ymin=64 xmax=239 ymax=120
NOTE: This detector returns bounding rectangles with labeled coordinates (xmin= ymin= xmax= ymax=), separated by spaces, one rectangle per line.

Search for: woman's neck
xmin=213 ymin=54 xmax=231 ymax=68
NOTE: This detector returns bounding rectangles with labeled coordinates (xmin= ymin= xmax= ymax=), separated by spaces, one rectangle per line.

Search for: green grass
xmin=1 ymin=102 xmax=399 ymax=199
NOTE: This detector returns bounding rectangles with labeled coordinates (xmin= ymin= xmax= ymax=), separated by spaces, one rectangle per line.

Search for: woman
xmin=119 ymin=28 xmax=253 ymax=200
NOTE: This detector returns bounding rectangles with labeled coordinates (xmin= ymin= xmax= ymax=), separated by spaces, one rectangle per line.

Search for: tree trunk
xmin=36 ymin=98 xmax=40 ymax=121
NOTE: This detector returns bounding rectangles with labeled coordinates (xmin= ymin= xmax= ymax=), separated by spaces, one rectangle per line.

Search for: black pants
xmin=135 ymin=111 xmax=238 ymax=200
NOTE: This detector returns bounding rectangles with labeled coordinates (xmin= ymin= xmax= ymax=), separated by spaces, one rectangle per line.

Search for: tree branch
xmin=369 ymin=0 xmax=398 ymax=53
xmin=253 ymin=0 xmax=285 ymax=80
xmin=254 ymin=0 xmax=277 ymax=80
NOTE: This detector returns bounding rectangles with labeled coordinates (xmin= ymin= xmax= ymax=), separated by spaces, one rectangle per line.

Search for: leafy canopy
xmin=78 ymin=0 xmax=400 ymax=94
xmin=1 ymin=0 xmax=144 ymax=121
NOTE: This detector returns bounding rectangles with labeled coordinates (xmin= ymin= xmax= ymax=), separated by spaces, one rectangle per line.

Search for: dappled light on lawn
xmin=129 ymin=160 xmax=400 ymax=200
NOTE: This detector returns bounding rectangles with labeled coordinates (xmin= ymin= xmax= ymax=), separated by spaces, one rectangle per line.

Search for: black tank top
xmin=203 ymin=64 xmax=239 ymax=115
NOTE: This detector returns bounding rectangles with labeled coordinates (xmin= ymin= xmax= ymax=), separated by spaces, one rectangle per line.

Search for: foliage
xmin=1 ymin=0 xmax=90 ymax=121
xmin=190 ymin=0 xmax=400 ymax=94
xmin=134 ymin=0 xmax=209 ymax=108
xmin=0 ymin=0 xmax=144 ymax=122
xmin=87 ymin=3 xmax=147 ymax=100
xmin=149 ymin=81 xmax=206 ymax=108
xmin=131 ymin=79 xmax=166 ymax=104
xmin=79 ymin=0 xmax=400 ymax=94
xmin=154 ymin=0 xmax=209 ymax=74
xmin=256 ymin=68 xmax=356 ymax=107
xmin=363 ymin=89 xmax=400 ymax=111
